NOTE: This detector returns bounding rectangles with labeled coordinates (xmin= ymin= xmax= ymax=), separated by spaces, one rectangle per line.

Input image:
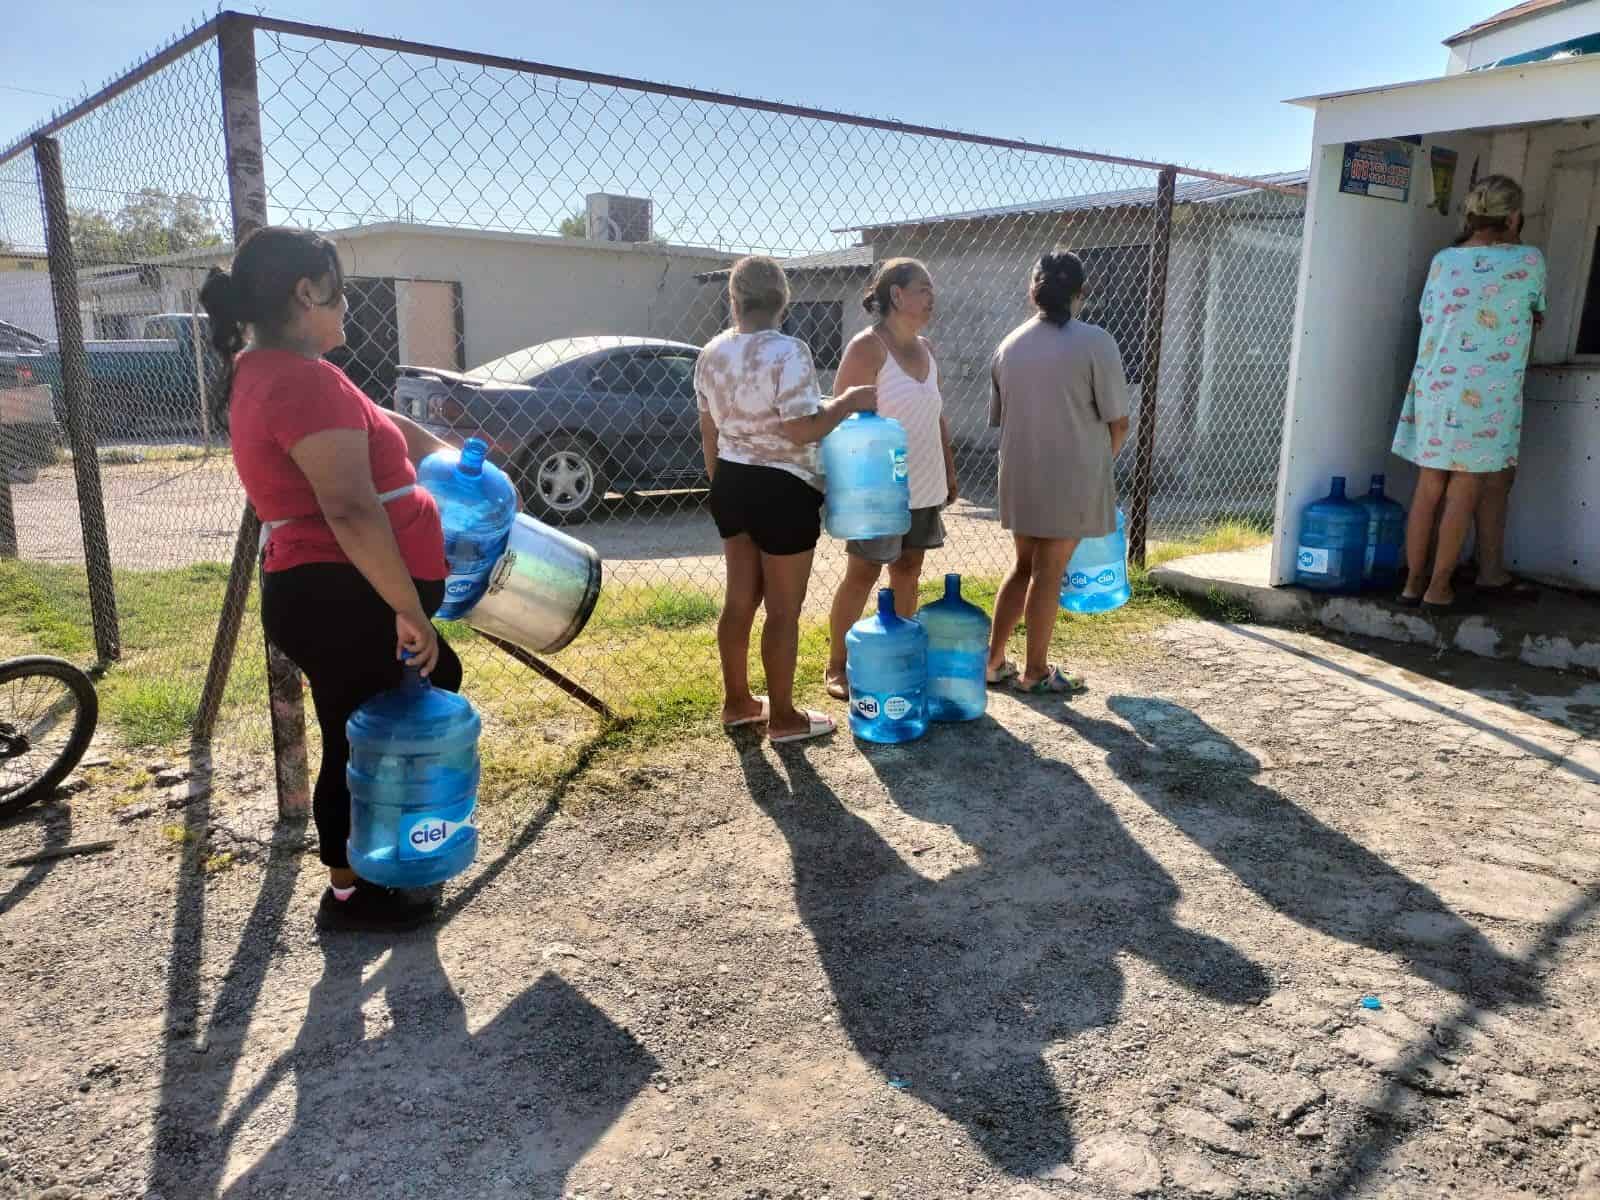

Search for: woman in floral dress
xmin=1393 ymin=175 xmax=1546 ymax=610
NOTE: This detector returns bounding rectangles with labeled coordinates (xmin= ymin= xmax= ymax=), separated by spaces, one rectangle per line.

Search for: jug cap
xmin=944 ymin=573 xmax=961 ymax=598
xmin=458 ymin=437 xmax=489 ymax=478
xmin=876 ymin=587 xmax=898 ymax=620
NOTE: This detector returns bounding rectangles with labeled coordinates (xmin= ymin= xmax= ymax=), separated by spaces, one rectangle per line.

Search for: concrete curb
xmin=1151 ymin=553 xmax=1600 ymax=680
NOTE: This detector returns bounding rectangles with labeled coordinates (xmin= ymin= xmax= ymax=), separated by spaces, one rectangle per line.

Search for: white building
xmin=50 ymin=219 xmax=733 ymax=403
xmin=1445 ymin=0 xmax=1600 ymax=74
xmin=1272 ymin=0 xmax=1600 ymax=591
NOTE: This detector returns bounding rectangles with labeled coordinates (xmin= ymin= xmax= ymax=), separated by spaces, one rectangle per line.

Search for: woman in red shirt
xmin=201 ymin=226 xmax=459 ymax=933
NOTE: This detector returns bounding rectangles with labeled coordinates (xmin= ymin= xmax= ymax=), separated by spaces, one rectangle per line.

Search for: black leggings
xmin=261 ymin=563 xmax=463 ymax=870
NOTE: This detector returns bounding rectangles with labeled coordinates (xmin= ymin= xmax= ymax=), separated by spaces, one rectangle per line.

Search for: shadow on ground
xmin=217 ymin=937 xmax=653 ymax=1199
xmin=0 ymin=794 xmax=72 ymax=918
xmin=1056 ymin=695 xmax=1534 ymax=1005
xmin=740 ymin=722 xmax=1271 ymax=1176
xmin=148 ymin=735 xmax=650 ymax=1200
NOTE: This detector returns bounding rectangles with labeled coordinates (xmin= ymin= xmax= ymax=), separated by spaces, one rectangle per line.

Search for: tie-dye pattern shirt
xmin=1392 ymin=243 xmax=1547 ymax=474
xmin=695 ymin=329 xmax=824 ymax=487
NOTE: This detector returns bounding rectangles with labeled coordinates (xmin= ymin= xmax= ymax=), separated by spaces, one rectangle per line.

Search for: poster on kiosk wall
xmin=1339 ymin=139 xmax=1415 ymax=203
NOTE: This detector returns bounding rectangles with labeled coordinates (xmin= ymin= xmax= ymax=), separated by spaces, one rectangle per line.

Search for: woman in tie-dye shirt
xmin=1392 ymin=175 xmax=1546 ymax=610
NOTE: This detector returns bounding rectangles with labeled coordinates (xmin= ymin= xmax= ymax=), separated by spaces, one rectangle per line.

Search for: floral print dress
xmin=1392 ymin=243 xmax=1547 ymax=473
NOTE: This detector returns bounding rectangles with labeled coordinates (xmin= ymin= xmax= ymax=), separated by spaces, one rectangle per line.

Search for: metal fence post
xmin=0 ymin=442 xmax=15 ymax=558
xmin=33 ymin=135 xmax=120 ymax=662
xmin=1127 ymin=164 xmax=1178 ymax=569
xmin=197 ymin=13 xmax=310 ymax=816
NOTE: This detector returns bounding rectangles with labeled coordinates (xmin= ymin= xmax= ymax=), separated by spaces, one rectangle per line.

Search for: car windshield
xmin=466 ymin=341 xmax=573 ymax=385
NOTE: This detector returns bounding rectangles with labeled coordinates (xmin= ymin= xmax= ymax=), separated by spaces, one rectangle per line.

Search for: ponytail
xmin=196 ymin=225 xmax=342 ymax=433
xmin=1031 ymin=250 xmax=1086 ymax=327
xmin=199 ymin=266 xmax=247 ymax=358
xmin=863 ymin=258 xmax=928 ymax=318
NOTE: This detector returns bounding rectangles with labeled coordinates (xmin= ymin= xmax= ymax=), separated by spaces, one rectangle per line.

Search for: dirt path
xmin=11 ymin=459 xmax=1018 ymax=606
xmin=4 ymin=620 xmax=1600 ymax=1200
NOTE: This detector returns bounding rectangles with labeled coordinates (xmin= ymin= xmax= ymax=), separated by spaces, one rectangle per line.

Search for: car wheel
xmin=518 ymin=437 xmax=606 ymax=526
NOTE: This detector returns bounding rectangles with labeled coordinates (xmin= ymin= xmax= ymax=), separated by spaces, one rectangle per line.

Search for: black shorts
xmin=709 ymin=458 xmax=823 ymax=556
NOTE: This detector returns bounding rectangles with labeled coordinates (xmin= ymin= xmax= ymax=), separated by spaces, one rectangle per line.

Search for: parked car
xmin=395 ymin=336 xmax=704 ymax=525
xmin=33 ymin=313 xmax=225 ymax=440
xmin=0 ymin=321 xmax=56 ymax=470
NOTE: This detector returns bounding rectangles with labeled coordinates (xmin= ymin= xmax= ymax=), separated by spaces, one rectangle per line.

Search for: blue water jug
xmin=346 ymin=659 xmax=481 ymax=888
xmin=1294 ymin=475 xmax=1367 ymax=593
xmin=1357 ymin=474 xmax=1406 ymax=590
xmin=418 ymin=436 xmax=519 ymax=619
xmin=1061 ymin=507 xmax=1131 ymax=614
xmin=821 ymin=413 xmax=911 ymax=540
xmin=845 ymin=587 xmax=928 ymax=744
xmin=916 ymin=573 xmax=989 ymax=723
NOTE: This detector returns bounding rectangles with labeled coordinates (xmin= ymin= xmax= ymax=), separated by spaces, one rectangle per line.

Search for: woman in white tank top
xmin=824 ymin=258 xmax=957 ymax=700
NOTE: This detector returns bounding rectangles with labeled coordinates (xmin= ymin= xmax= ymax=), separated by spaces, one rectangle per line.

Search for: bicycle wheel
xmin=0 ymin=656 xmax=99 ymax=820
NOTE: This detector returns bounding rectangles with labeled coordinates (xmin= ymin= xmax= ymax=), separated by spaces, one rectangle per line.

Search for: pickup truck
xmin=0 ymin=320 xmax=55 ymax=470
xmin=29 ymin=313 xmax=227 ymax=441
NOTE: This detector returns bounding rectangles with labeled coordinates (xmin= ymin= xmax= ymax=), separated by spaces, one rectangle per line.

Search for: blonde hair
xmin=1454 ymin=174 xmax=1525 ymax=246
xmin=728 ymin=256 xmax=789 ymax=321
xmin=1465 ymin=174 xmax=1523 ymax=220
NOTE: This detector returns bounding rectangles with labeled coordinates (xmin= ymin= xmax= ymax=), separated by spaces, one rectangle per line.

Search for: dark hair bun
xmin=1031 ymin=250 xmax=1086 ymax=327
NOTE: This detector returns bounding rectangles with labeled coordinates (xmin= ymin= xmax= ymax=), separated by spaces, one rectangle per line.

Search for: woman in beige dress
xmin=987 ymin=251 xmax=1130 ymax=693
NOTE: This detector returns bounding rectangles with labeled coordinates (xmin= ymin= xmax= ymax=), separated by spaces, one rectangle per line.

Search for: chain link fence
xmin=0 ymin=15 xmax=1304 ymax=801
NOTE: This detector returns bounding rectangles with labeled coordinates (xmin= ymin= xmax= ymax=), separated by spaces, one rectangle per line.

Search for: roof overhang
xmin=1444 ymin=0 xmax=1580 ymax=46
xmin=1288 ymin=54 xmax=1600 ymax=146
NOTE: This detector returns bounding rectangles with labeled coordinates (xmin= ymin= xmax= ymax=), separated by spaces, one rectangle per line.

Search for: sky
xmin=1 ymin=0 xmax=1510 ymax=179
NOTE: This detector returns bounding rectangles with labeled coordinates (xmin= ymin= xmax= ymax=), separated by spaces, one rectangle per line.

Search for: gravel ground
xmin=3 ymin=619 xmax=1599 ymax=1200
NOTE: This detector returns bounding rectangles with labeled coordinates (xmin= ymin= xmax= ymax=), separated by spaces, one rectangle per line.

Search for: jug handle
xmin=400 ymin=651 xmax=429 ymax=691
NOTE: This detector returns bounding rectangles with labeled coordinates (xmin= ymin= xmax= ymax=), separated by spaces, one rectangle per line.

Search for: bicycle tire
xmin=0 ymin=656 xmax=100 ymax=820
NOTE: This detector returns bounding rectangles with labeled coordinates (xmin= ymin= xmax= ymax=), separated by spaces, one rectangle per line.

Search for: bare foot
xmin=824 ymin=670 xmax=848 ymax=701
xmin=1421 ymin=586 xmax=1455 ymax=606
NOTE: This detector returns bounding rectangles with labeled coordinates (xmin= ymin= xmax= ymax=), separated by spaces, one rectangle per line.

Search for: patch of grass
xmin=588 ymin=583 xmax=720 ymax=633
xmin=161 ymin=824 xmax=197 ymax=846
xmin=1198 ymin=585 xmax=1256 ymax=626
xmin=0 ymin=517 xmax=1266 ymax=793
xmin=0 ymin=559 xmax=269 ymax=751
xmin=62 ymin=444 xmax=232 ymax=468
xmin=113 ymin=677 xmax=202 ymax=748
xmin=1147 ymin=518 xmax=1272 ymax=569
xmin=203 ymin=851 xmax=236 ymax=874
xmin=0 ymin=560 xmax=95 ymax=656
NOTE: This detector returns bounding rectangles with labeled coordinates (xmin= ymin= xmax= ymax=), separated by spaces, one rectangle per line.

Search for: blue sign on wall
xmin=1340 ymin=140 xmax=1414 ymax=203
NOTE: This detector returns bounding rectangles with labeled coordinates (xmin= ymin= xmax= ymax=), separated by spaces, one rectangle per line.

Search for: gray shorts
xmin=847 ymin=506 xmax=946 ymax=565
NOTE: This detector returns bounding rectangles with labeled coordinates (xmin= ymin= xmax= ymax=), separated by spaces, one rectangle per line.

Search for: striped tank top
xmin=874 ymin=334 xmax=945 ymax=509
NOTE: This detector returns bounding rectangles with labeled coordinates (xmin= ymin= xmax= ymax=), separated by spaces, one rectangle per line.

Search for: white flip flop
xmin=723 ymin=697 xmax=770 ymax=729
xmin=770 ymin=710 xmax=836 ymax=745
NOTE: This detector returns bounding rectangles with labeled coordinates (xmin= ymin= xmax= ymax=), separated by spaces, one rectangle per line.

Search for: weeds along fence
xmin=0 ymin=13 xmax=1304 ymax=807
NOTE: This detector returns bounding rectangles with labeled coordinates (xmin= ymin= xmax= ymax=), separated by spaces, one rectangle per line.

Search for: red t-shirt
xmin=230 ymin=349 xmax=448 ymax=579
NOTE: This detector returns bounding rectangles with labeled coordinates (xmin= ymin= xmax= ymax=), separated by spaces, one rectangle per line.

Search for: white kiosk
xmin=1271 ymin=4 xmax=1600 ymax=594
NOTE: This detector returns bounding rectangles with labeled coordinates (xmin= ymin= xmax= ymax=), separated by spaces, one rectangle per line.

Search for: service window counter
xmin=1272 ymin=56 xmax=1600 ymax=593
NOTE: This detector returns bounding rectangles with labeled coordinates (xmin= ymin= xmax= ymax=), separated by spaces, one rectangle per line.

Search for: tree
xmin=68 ymin=189 xmax=224 ymax=263
xmin=558 ymin=211 xmax=587 ymax=238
